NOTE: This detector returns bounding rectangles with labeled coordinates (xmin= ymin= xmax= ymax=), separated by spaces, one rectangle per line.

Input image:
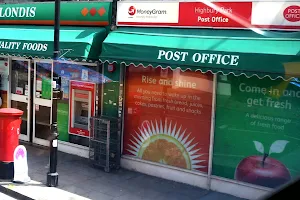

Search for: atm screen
xmin=74 ymin=101 xmax=89 ymax=129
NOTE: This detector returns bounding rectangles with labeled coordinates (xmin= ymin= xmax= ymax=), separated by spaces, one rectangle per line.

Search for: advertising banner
xmin=117 ymin=1 xmax=300 ymax=31
xmin=58 ymin=102 xmax=69 ymax=142
xmin=123 ymin=65 xmax=213 ymax=173
xmin=0 ymin=59 xmax=8 ymax=92
xmin=213 ymin=74 xmax=300 ymax=188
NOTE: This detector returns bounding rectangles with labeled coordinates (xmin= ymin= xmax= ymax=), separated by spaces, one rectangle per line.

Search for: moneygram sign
xmin=118 ymin=2 xmax=179 ymax=23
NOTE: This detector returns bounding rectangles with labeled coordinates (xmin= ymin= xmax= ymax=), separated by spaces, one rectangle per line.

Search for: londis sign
xmin=0 ymin=7 xmax=36 ymax=18
xmin=0 ymin=2 xmax=112 ymax=26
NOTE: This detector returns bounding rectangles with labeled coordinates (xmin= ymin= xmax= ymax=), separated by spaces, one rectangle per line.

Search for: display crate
xmin=90 ymin=117 xmax=120 ymax=143
xmin=89 ymin=116 xmax=121 ymax=172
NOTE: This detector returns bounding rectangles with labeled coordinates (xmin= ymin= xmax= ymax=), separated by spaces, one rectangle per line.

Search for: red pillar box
xmin=0 ymin=108 xmax=23 ymax=179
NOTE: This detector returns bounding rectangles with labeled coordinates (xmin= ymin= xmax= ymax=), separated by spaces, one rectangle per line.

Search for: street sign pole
xmin=47 ymin=0 xmax=61 ymax=187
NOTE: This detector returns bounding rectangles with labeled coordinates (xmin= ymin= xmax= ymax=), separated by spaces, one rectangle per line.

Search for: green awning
xmin=100 ymin=27 xmax=300 ymax=80
xmin=0 ymin=26 xmax=107 ymax=61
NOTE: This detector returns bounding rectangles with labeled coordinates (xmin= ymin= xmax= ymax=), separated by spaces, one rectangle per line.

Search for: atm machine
xmin=69 ymin=80 xmax=96 ymax=138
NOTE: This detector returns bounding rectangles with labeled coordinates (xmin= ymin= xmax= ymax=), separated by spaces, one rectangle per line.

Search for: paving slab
xmin=0 ymin=180 xmax=91 ymax=200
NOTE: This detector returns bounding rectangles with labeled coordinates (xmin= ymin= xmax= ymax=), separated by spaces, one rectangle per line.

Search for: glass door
xmin=32 ymin=60 xmax=53 ymax=146
xmin=9 ymin=58 xmax=31 ymax=142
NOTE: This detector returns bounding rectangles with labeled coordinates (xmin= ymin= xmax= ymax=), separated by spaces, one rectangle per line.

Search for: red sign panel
xmin=178 ymin=2 xmax=252 ymax=28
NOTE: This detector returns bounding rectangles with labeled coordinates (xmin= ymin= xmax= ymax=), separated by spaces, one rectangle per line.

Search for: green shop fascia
xmin=0 ymin=2 xmax=115 ymax=146
xmin=0 ymin=2 xmax=112 ymax=59
xmin=100 ymin=27 xmax=300 ymax=191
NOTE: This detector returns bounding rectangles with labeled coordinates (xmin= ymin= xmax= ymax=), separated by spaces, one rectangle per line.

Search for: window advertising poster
xmin=0 ymin=58 xmax=8 ymax=91
xmin=123 ymin=65 xmax=213 ymax=173
xmin=57 ymin=102 xmax=69 ymax=142
xmin=213 ymin=74 xmax=300 ymax=188
xmin=0 ymin=58 xmax=8 ymax=108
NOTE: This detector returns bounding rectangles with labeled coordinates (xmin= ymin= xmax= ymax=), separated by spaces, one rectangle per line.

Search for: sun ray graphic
xmin=127 ymin=119 xmax=206 ymax=170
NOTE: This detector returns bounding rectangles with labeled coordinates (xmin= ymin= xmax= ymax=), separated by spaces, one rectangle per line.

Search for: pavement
xmin=0 ymin=191 xmax=17 ymax=200
xmin=0 ymin=144 xmax=248 ymax=200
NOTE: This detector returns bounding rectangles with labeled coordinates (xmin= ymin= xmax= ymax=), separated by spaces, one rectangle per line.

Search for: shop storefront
xmin=0 ymin=1 xmax=113 ymax=156
xmin=100 ymin=1 xmax=300 ymax=199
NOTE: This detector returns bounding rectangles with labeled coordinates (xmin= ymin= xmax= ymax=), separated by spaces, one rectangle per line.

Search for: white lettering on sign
xmin=0 ymin=41 xmax=48 ymax=52
xmin=157 ymin=50 xmax=239 ymax=66
xmin=157 ymin=50 xmax=189 ymax=61
xmin=0 ymin=7 xmax=36 ymax=18
xmin=22 ymin=43 xmax=48 ymax=51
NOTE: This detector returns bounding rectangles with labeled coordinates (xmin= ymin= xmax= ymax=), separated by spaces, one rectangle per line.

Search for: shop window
xmin=123 ymin=65 xmax=213 ymax=173
xmin=213 ymin=74 xmax=300 ymax=188
xmin=0 ymin=57 xmax=8 ymax=108
xmin=55 ymin=62 xmax=103 ymax=147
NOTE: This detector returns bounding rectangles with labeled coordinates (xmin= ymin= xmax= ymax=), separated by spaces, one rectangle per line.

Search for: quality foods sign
xmin=117 ymin=1 xmax=300 ymax=30
xmin=0 ymin=41 xmax=47 ymax=52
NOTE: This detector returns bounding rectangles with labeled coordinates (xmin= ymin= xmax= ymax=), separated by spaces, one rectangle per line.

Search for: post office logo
xmin=283 ymin=5 xmax=300 ymax=22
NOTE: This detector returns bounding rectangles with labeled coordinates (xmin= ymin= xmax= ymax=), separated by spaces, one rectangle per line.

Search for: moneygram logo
xmin=127 ymin=6 xmax=167 ymax=17
xmin=283 ymin=5 xmax=300 ymax=22
xmin=136 ymin=9 xmax=167 ymax=15
xmin=128 ymin=6 xmax=136 ymax=16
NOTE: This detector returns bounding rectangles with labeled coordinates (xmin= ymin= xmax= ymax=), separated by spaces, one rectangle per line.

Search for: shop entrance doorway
xmin=9 ymin=58 xmax=32 ymax=142
xmin=32 ymin=60 xmax=53 ymax=146
xmin=8 ymin=58 xmax=53 ymax=146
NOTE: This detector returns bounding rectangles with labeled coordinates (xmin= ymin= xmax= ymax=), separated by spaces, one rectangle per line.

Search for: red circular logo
xmin=128 ymin=6 xmax=136 ymax=16
xmin=283 ymin=5 xmax=300 ymax=22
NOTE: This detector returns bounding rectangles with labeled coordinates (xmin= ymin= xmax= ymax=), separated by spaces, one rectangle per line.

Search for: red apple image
xmin=235 ymin=140 xmax=291 ymax=188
